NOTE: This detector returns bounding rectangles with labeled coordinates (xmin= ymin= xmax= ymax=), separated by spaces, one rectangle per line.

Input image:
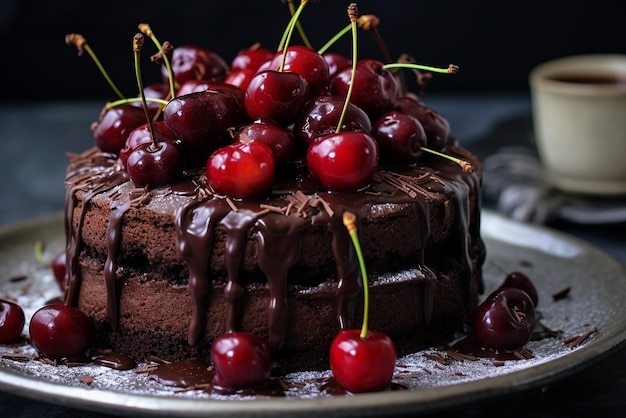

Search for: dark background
xmin=1 ymin=0 xmax=625 ymax=103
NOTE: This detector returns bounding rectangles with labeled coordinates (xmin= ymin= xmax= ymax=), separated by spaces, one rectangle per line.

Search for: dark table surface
xmin=1 ymin=94 xmax=625 ymax=417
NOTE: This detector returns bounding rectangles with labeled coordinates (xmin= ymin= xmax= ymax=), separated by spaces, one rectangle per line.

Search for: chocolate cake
xmin=63 ymin=140 xmax=485 ymax=373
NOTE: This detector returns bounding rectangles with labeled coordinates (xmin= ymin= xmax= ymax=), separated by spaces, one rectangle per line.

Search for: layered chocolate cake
xmin=59 ymin=5 xmax=486 ymax=376
xmin=64 ymin=140 xmax=484 ymax=373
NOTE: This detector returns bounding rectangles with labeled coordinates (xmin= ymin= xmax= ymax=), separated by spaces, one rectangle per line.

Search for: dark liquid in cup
xmin=548 ymin=72 xmax=626 ymax=85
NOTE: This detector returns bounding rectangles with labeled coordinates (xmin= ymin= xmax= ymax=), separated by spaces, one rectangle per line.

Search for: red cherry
xmin=210 ymin=332 xmax=272 ymax=390
xmin=132 ymin=82 xmax=170 ymax=112
xmin=162 ymin=45 xmax=228 ymax=86
xmin=93 ymin=105 xmax=147 ymax=155
xmin=230 ymin=44 xmax=274 ymax=73
xmin=307 ymin=131 xmax=378 ymax=192
xmin=323 ymin=51 xmax=351 ymax=79
xmin=293 ymin=95 xmax=372 ymax=146
xmin=234 ymin=120 xmax=296 ymax=167
xmin=265 ymin=46 xmax=330 ymax=98
xmin=206 ymin=140 xmax=275 ymax=199
xmin=372 ymin=111 xmax=427 ymax=165
xmin=224 ymin=69 xmax=257 ymax=91
xmin=119 ymin=121 xmax=176 ymax=168
xmin=394 ymin=96 xmax=450 ymax=150
xmin=29 ymin=304 xmax=95 ymax=360
xmin=126 ymin=141 xmax=184 ymax=188
xmin=0 ymin=300 xmax=25 ymax=343
xmin=330 ymin=329 xmax=396 ymax=393
xmin=498 ymin=271 xmax=539 ymax=307
xmin=244 ymin=70 xmax=309 ymax=127
xmin=51 ymin=250 xmax=66 ymax=291
xmin=331 ymin=59 xmax=398 ymax=119
xmin=472 ymin=287 xmax=536 ymax=351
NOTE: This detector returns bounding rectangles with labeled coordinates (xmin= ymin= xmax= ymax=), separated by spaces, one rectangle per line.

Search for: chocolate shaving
xmin=552 ymin=287 xmax=571 ymax=301
xmin=565 ymin=327 xmax=598 ymax=348
xmin=1 ymin=352 xmax=33 ymax=362
xmin=445 ymin=349 xmax=477 ymax=362
xmin=423 ymin=352 xmax=449 ymax=365
xmin=492 ymin=359 xmax=506 ymax=367
xmin=8 ymin=274 xmax=27 ymax=282
xmin=78 ymin=375 xmax=94 ymax=385
xmin=225 ymin=197 xmax=239 ymax=212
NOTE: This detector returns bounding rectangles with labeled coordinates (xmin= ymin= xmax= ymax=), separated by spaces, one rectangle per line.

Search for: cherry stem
xmin=317 ymin=23 xmax=351 ymax=55
xmin=108 ymin=97 xmax=169 ymax=108
xmin=286 ymin=0 xmax=314 ymax=49
xmin=335 ymin=3 xmax=359 ymax=134
xmin=343 ymin=211 xmax=369 ymax=339
xmin=65 ymin=33 xmax=125 ymax=100
xmin=382 ymin=62 xmax=460 ymax=75
xmin=422 ymin=146 xmax=473 ymax=173
xmin=278 ymin=0 xmax=309 ymax=71
xmin=138 ymin=23 xmax=176 ymax=100
xmin=34 ymin=240 xmax=46 ymax=265
xmin=133 ymin=33 xmax=158 ymax=150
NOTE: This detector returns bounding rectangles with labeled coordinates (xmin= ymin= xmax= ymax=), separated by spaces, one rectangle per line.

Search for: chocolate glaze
xmin=93 ymin=351 xmax=137 ymax=370
xmin=63 ymin=144 xmax=484 ymax=367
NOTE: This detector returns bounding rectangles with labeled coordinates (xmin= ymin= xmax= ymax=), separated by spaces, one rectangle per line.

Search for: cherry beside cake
xmin=61 ymin=3 xmax=486 ymax=380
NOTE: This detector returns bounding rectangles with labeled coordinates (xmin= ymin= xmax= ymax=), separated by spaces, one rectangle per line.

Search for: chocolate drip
xmin=255 ymin=214 xmax=309 ymax=350
xmin=176 ymin=199 xmax=230 ymax=346
xmin=93 ymin=351 xmax=137 ymax=370
xmin=104 ymin=202 xmax=131 ymax=329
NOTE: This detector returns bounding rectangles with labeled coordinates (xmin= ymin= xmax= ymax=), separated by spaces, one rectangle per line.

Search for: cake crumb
xmin=78 ymin=375 xmax=94 ymax=385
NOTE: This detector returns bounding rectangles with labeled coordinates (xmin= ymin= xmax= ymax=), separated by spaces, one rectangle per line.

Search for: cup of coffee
xmin=529 ymin=54 xmax=626 ymax=195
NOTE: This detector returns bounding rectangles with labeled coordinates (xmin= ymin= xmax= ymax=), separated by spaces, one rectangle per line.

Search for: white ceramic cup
xmin=529 ymin=54 xmax=626 ymax=195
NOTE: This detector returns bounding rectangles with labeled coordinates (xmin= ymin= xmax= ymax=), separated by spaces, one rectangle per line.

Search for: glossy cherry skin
xmin=394 ymin=96 xmax=450 ymax=150
xmin=206 ymin=140 xmax=275 ymax=199
xmin=161 ymin=45 xmax=228 ymax=87
xmin=29 ymin=304 xmax=96 ymax=360
xmin=307 ymin=131 xmax=379 ymax=192
xmin=93 ymin=105 xmax=147 ymax=155
xmin=224 ymin=69 xmax=257 ymax=91
xmin=472 ymin=287 xmax=536 ymax=351
xmin=331 ymin=59 xmax=398 ymax=119
xmin=265 ymin=46 xmax=330 ymax=98
xmin=323 ymin=51 xmax=351 ymax=79
xmin=133 ymin=82 xmax=171 ymax=112
xmin=244 ymin=70 xmax=309 ymax=127
xmin=51 ymin=250 xmax=66 ymax=291
xmin=234 ymin=120 xmax=296 ymax=167
xmin=119 ymin=121 xmax=176 ymax=168
xmin=498 ymin=271 xmax=539 ymax=307
xmin=164 ymin=90 xmax=245 ymax=164
xmin=330 ymin=329 xmax=397 ymax=393
xmin=211 ymin=332 xmax=272 ymax=390
xmin=230 ymin=44 xmax=274 ymax=73
xmin=294 ymin=95 xmax=372 ymax=146
xmin=126 ymin=141 xmax=184 ymax=188
xmin=372 ymin=111 xmax=427 ymax=165
xmin=0 ymin=300 xmax=26 ymax=343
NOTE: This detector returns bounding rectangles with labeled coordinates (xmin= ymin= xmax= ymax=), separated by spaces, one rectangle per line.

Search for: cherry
xmin=230 ymin=43 xmax=274 ymax=73
xmin=133 ymin=82 xmax=170 ymax=112
xmin=210 ymin=332 xmax=272 ymax=390
xmin=164 ymin=90 xmax=245 ymax=164
xmin=497 ymin=271 xmax=539 ymax=307
xmin=126 ymin=140 xmax=184 ymax=188
xmin=372 ymin=110 xmax=427 ymax=165
xmin=0 ymin=300 xmax=25 ymax=343
xmin=206 ymin=139 xmax=275 ymax=199
xmin=293 ymin=95 xmax=372 ymax=146
xmin=330 ymin=329 xmax=396 ymax=393
xmin=264 ymin=45 xmax=331 ymax=98
xmin=51 ymin=250 xmax=66 ymax=291
xmin=29 ymin=304 xmax=96 ymax=360
xmin=331 ymin=59 xmax=398 ymax=119
xmin=244 ymin=70 xmax=309 ymax=127
xmin=93 ymin=104 xmax=148 ymax=155
xmin=234 ymin=120 xmax=296 ymax=168
xmin=323 ymin=51 xmax=351 ymax=79
xmin=223 ymin=69 xmax=257 ymax=92
xmin=119 ymin=120 xmax=176 ymax=168
xmin=161 ymin=45 xmax=228 ymax=87
xmin=175 ymin=81 xmax=247 ymax=118
xmin=472 ymin=287 xmax=536 ymax=351
xmin=307 ymin=131 xmax=379 ymax=192
xmin=394 ymin=96 xmax=450 ymax=150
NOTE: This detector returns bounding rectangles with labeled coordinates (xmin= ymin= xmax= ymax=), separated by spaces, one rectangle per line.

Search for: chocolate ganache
xmin=63 ymin=140 xmax=485 ymax=373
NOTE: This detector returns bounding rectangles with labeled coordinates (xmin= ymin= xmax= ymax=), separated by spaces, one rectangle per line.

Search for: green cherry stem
xmin=382 ymin=62 xmax=460 ymax=75
xmin=335 ymin=3 xmax=359 ymax=134
xmin=317 ymin=23 xmax=351 ymax=55
xmin=138 ymin=23 xmax=176 ymax=100
xmin=286 ymin=0 xmax=314 ymax=49
xmin=421 ymin=147 xmax=473 ymax=173
xmin=65 ymin=33 xmax=125 ymax=100
xmin=278 ymin=0 xmax=309 ymax=71
xmin=343 ymin=211 xmax=369 ymax=339
xmin=107 ymin=97 xmax=169 ymax=109
xmin=133 ymin=33 xmax=158 ymax=150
